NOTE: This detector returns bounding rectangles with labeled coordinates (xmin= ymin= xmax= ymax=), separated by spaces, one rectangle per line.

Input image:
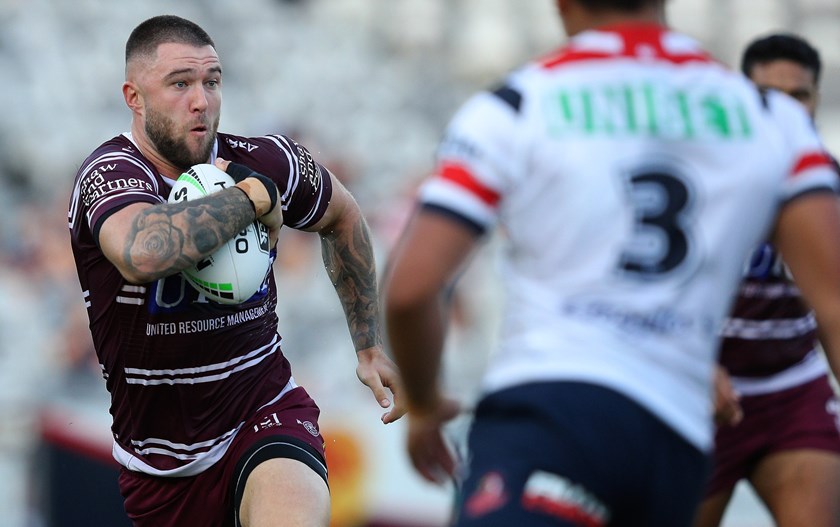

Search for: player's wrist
xmin=234 ymin=178 xmax=274 ymax=217
xmin=406 ymin=393 xmax=445 ymax=418
xmin=232 ymin=186 xmax=257 ymax=219
xmin=227 ymin=163 xmax=278 ymax=216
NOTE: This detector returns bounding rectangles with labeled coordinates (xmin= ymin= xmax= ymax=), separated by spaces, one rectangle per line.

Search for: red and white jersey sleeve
xmin=419 ymin=89 xmax=525 ymax=232
xmin=770 ymin=90 xmax=838 ymax=202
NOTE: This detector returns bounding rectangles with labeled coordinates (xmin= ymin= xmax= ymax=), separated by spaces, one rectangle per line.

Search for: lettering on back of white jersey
xmin=543 ymin=83 xmax=754 ymax=140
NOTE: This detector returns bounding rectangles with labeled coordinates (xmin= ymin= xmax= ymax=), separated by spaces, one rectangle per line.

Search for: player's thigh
xmin=750 ymin=449 xmax=840 ymax=527
xmin=691 ymin=489 xmax=734 ymax=527
xmin=239 ymin=457 xmax=330 ymax=527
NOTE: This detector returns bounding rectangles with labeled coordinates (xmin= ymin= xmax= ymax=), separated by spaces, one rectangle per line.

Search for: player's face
xmin=749 ymin=59 xmax=819 ymax=118
xmin=142 ymin=42 xmax=222 ymax=170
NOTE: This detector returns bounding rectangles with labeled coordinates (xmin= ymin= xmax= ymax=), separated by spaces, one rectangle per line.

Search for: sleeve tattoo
xmin=321 ymin=217 xmax=382 ymax=352
xmin=124 ymin=189 xmax=255 ymax=281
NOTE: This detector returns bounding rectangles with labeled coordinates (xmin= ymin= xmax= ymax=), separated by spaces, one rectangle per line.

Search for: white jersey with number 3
xmin=419 ymin=24 xmax=838 ymax=450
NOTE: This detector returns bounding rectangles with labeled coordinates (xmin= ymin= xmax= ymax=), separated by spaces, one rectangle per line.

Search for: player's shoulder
xmin=760 ymin=88 xmax=810 ymax=119
xmin=77 ymin=133 xmax=157 ymax=180
xmin=80 ymin=134 xmax=142 ymax=167
xmin=216 ymin=131 xmax=325 ymax=191
xmin=218 ymin=131 xmax=299 ymax=156
xmin=452 ymin=67 xmax=532 ymax=131
xmin=217 ymin=131 xmax=308 ymax=167
xmin=756 ymin=88 xmax=822 ymax=142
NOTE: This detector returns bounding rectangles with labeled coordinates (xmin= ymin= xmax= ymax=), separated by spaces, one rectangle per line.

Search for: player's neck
xmin=563 ymin=6 xmax=664 ymax=37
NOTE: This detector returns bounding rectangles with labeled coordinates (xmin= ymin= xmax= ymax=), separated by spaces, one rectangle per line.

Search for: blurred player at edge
xmin=694 ymin=33 xmax=840 ymax=527
xmin=384 ymin=1 xmax=840 ymax=525
xmin=68 ymin=15 xmax=403 ymax=527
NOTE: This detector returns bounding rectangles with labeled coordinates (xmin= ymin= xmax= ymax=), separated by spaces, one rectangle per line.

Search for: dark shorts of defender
xmin=119 ymin=386 xmax=328 ymax=527
xmin=705 ymin=374 xmax=840 ymax=497
xmin=453 ymin=382 xmax=709 ymax=527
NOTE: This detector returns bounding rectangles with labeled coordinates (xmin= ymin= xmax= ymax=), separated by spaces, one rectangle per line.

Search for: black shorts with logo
xmin=453 ymin=382 xmax=709 ymax=527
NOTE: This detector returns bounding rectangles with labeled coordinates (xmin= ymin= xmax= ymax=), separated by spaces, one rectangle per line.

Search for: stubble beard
xmin=145 ymin=108 xmax=218 ymax=171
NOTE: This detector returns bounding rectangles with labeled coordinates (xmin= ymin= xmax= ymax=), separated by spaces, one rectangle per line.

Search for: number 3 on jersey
xmin=619 ymin=169 xmax=694 ymax=278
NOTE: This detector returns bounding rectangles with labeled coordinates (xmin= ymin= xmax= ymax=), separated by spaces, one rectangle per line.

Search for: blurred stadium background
xmin=1 ymin=0 xmax=839 ymax=525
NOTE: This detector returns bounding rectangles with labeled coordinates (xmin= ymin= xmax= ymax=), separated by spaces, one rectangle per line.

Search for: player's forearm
xmin=385 ymin=293 xmax=447 ymax=413
xmin=119 ymin=189 xmax=255 ymax=283
xmin=320 ymin=211 xmax=382 ymax=352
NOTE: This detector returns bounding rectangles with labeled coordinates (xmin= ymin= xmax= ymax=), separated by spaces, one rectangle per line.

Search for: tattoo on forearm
xmin=124 ymin=189 xmax=254 ymax=281
xmin=321 ymin=217 xmax=382 ymax=351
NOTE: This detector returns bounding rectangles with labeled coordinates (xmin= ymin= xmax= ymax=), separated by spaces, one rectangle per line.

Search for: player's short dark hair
xmin=741 ymin=33 xmax=821 ymax=84
xmin=577 ymin=0 xmax=663 ymax=11
xmin=126 ymin=15 xmax=215 ymax=64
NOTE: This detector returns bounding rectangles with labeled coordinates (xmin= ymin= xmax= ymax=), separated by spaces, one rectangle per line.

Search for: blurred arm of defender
xmin=383 ymin=210 xmax=476 ymax=483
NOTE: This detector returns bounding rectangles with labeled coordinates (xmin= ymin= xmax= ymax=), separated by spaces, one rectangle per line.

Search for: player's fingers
xmin=433 ymin=438 xmax=456 ymax=478
xmin=713 ymin=393 xmax=742 ymax=426
xmin=409 ymin=442 xmax=451 ymax=485
xmin=439 ymin=398 xmax=461 ymax=421
xmin=381 ymin=396 xmax=407 ymax=424
xmin=214 ymin=157 xmax=230 ymax=171
xmin=411 ymin=456 xmax=442 ymax=484
xmin=359 ymin=366 xmax=392 ymax=409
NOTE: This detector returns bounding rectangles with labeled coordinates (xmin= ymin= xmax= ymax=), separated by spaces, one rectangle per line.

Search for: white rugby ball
xmin=168 ymin=163 xmax=271 ymax=304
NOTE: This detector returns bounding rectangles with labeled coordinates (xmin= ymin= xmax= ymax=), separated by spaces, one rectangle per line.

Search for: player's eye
xmin=787 ymin=89 xmax=812 ymax=102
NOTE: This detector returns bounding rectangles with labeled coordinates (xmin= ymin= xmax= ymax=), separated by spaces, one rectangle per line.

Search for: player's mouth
xmin=190 ymin=124 xmax=208 ymax=136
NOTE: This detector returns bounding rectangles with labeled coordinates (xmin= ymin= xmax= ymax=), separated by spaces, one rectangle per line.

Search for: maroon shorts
xmin=705 ymin=375 xmax=840 ymax=496
xmin=118 ymin=386 xmax=327 ymax=527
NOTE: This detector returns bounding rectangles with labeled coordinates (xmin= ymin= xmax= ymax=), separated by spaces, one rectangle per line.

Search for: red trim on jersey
xmin=540 ymin=23 xmax=714 ymax=69
xmin=791 ymin=151 xmax=834 ymax=178
xmin=437 ymin=163 xmax=501 ymax=207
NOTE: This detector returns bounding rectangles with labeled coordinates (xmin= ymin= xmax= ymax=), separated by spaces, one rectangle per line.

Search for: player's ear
xmin=123 ymin=81 xmax=143 ymax=113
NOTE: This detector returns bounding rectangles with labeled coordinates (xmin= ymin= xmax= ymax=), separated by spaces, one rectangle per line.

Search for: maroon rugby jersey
xmin=720 ymin=158 xmax=839 ymax=378
xmin=718 ymin=243 xmax=817 ymax=377
xmin=67 ymin=132 xmax=332 ymax=476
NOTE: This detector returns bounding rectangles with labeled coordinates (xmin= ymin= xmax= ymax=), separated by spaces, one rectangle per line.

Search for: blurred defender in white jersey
xmin=384 ymin=0 xmax=840 ymax=525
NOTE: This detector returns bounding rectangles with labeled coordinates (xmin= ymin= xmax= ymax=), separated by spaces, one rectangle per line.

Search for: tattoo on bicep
xmin=321 ymin=217 xmax=381 ymax=351
xmin=123 ymin=190 xmax=254 ymax=280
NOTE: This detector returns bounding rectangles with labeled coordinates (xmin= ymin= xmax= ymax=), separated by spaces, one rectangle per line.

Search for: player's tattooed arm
xmin=122 ymin=188 xmax=254 ymax=282
xmin=320 ymin=214 xmax=382 ymax=352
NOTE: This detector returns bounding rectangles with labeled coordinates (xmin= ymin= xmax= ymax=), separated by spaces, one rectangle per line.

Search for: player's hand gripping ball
xmin=168 ymin=163 xmax=271 ymax=304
